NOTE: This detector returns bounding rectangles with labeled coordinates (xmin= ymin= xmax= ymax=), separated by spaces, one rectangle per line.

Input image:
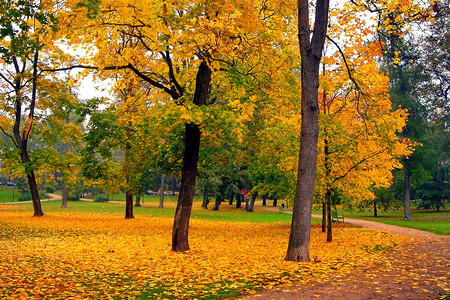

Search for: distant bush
xmin=18 ymin=191 xmax=31 ymax=201
xmin=94 ymin=194 xmax=109 ymax=202
xmin=68 ymin=194 xmax=81 ymax=201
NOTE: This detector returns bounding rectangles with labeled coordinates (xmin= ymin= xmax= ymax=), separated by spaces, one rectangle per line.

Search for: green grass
xmin=0 ymin=186 xmax=21 ymax=202
xmin=4 ymin=200 xmax=308 ymax=224
xmin=313 ymin=208 xmax=450 ymax=235
xmin=83 ymin=193 xmax=180 ymax=202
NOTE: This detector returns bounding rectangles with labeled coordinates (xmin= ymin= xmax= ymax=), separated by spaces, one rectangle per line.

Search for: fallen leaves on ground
xmin=0 ymin=209 xmax=413 ymax=299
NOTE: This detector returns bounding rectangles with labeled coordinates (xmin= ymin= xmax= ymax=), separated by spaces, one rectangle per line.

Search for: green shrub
xmin=94 ymin=194 xmax=109 ymax=202
xmin=68 ymin=193 xmax=81 ymax=201
xmin=18 ymin=191 xmax=31 ymax=201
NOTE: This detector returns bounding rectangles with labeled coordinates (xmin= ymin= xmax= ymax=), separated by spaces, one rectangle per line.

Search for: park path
xmin=244 ymin=206 xmax=449 ymax=299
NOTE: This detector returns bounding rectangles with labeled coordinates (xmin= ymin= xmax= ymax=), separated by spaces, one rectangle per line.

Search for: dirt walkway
xmin=244 ymin=207 xmax=449 ymax=299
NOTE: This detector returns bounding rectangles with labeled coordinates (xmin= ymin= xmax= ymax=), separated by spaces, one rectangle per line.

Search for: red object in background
xmin=242 ymin=190 xmax=248 ymax=196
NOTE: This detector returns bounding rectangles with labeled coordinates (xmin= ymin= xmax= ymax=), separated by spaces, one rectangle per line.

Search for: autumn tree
xmin=311 ymin=3 xmax=414 ymax=241
xmin=375 ymin=0 xmax=448 ymax=219
xmin=0 ymin=0 xmax=59 ymax=216
xmin=285 ymin=0 xmax=330 ymax=262
xmin=60 ymin=0 xmax=296 ymax=251
xmin=37 ymin=75 xmax=84 ymax=208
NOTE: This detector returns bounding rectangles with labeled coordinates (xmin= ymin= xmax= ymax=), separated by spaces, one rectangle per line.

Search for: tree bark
xmin=125 ymin=191 xmax=134 ymax=219
xmin=236 ymin=193 xmax=242 ymax=208
xmin=172 ymin=61 xmax=211 ymax=252
xmin=159 ymin=173 xmax=165 ymax=208
xmin=124 ymin=137 xmax=134 ymax=219
xmin=244 ymin=194 xmax=249 ymax=210
xmin=326 ymin=189 xmax=332 ymax=242
xmin=374 ymin=199 xmax=378 ymax=217
xmin=134 ymin=194 xmax=142 ymax=207
xmin=246 ymin=193 xmax=257 ymax=212
xmin=201 ymin=186 xmax=209 ymax=209
xmin=212 ymin=195 xmax=220 ymax=211
xmin=61 ymin=110 xmax=70 ymax=209
xmin=273 ymin=198 xmax=278 ymax=207
xmin=285 ymin=0 xmax=330 ymax=262
xmin=403 ymin=160 xmax=413 ymax=220
xmin=322 ymin=201 xmax=326 ymax=232
xmin=262 ymin=195 xmax=267 ymax=206
xmin=228 ymin=192 xmax=234 ymax=205
xmin=21 ymin=147 xmax=43 ymax=216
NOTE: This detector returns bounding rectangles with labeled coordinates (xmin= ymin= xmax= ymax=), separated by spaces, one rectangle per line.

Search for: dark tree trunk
xmin=61 ymin=112 xmax=70 ymax=209
xmin=212 ymin=195 xmax=220 ymax=211
xmin=236 ymin=193 xmax=242 ymax=208
xmin=159 ymin=173 xmax=165 ymax=208
xmin=326 ymin=189 xmax=332 ymax=242
xmin=245 ymin=195 xmax=249 ymax=210
xmin=285 ymin=0 xmax=330 ymax=262
xmin=12 ymin=53 xmax=43 ymax=217
xmin=374 ymin=199 xmax=378 ymax=217
xmin=228 ymin=192 xmax=234 ymax=205
xmin=124 ymin=139 xmax=134 ymax=219
xmin=262 ymin=195 xmax=267 ymax=206
xmin=273 ymin=198 xmax=278 ymax=207
xmin=403 ymin=160 xmax=412 ymax=220
xmin=322 ymin=201 xmax=326 ymax=232
xmin=125 ymin=191 xmax=134 ymax=219
xmin=172 ymin=61 xmax=211 ymax=252
xmin=246 ymin=193 xmax=257 ymax=212
xmin=61 ymin=180 xmax=68 ymax=208
xmin=201 ymin=186 xmax=209 ymax=209
xmin=134 ymin=195 xmax=142 ymax=207
xmin=21 ymin=145 xmax=43 ymax=216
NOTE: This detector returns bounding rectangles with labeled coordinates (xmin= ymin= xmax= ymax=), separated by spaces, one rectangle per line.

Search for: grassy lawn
xmin=16 ymin=200 xmax=305 ymax=224
xmin=0 ymin=186 xmax=19 ymax=202
xmin=313 ymin=208 xmax=450 ymax=236
xmin=83 ymin=193 xmax=180 ymax=202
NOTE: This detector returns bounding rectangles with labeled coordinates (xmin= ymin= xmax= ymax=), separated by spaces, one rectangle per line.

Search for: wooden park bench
xmin=331 ymin=210 xmax=344 ymax=222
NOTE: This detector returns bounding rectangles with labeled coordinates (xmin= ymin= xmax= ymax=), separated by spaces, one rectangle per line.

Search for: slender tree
xmin=285 ymin=0 xmax=330 ymax=262
xmin=0 ymin=0 xmax=58 ymax=216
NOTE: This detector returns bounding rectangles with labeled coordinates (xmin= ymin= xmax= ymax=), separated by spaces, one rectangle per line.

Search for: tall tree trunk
xmin=273 ymin=198 xmax=278 ymax=207
xmin=374 ymin=199 xmax=378 ymax=217
xmin=21 ymin=148 xmax=43 ymax=216
xmin=134 ymin=194 xmax=142 ymax=207
xmin=125 ymin=191 xmax=134 ymax=219
xmin=403 ymin=160 xmax=412 ymax=220
xmin=124 ymin=140 xmax=134 ymax=219
xmin=12 ymin=53 xmax=43 ymax=217
xmin=61 ymin=133 xmax=70 ymax=208
xmin=201 ymin=186 xmax=209 ymax=209
xmin=244 ymin=194 xmax=249 ymax=210
xmin=262 ymin=195 xmax=267 ymax=206
xmin=236 ymin=193 xmax=242 ymax=208
xmin=322 ymin=201 xmax=326 ymax=232
xmin=159 ymin=173 xmax=165 ymax=208
xmin=326 ymin=189 xmax=332 ymax=242
xmin=228 ymin=192 xmax=234 ymax=205
xmin=285 ymin=0 xmax=330 ymax=262
xmin=212 ymin=195 xmax=220 ymax=211
xmin=321 ymin=65 xmax=328 ymax=234
xmin=246 ymin=193 xmax=257 ymax=212
xmin=61 ymin=181 xmax=68 ymax=208
xmin=172 ymin=61 xmax=211 ymax=252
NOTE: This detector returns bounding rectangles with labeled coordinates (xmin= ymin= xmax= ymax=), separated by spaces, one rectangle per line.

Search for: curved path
xmin=244 ymin=207 xmax=449 ymax=299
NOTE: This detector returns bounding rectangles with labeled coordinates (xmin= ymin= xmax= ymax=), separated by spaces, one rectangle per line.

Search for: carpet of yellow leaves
xmin=0 ymin=208 xmax=413 ymax=299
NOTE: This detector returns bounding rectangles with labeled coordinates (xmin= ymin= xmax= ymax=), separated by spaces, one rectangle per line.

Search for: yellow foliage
xmin=0 ymin=208 xmax=413 ymax=298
